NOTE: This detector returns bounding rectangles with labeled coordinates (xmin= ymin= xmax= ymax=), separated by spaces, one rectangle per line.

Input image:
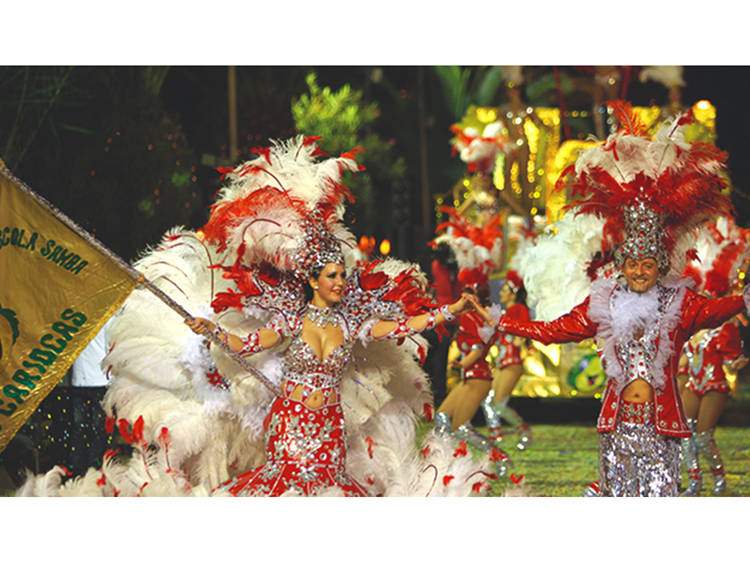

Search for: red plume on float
xmin=555 ymin=100 xmax=734 ymax=277
xmin=430 ymin=206 xmax=504 ymax=289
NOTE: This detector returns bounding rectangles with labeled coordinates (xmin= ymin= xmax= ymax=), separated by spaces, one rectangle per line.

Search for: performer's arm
xmin=493 ymin=298 xmax=597 ymax=346
xmin=682 ymin=289 xmax=747 ymax=335
xmin=185 ymin=317 xmax=281 ymax=355
xmin=369 ymin=292 xmax=478 ymax=340
xmin=716 ymin=322 xmax=748 ymax=371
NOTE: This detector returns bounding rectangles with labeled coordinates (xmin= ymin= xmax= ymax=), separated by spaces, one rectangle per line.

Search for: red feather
xmin=453 ymin=442 xmax=468 ymax=457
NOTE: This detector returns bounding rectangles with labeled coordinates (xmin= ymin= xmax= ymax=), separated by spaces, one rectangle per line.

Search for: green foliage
xmin=432 ymin=66 xmax=507 ymax=120
xmin=0 ymin=67 xmax=200 ymax=261
xmin=292 ymin=73 xmax=406 ymax=241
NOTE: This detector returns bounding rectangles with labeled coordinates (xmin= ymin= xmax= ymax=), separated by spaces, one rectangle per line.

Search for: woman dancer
xmin=479 ymin=270 xmax=532 ymax=450
xmin=680 ymin=320 xmax=747 ymax=495
xmin=17 ymin=137 xmax=494 ymax=498
xmin=680 ymin=234 xmax=749 ymax=495
xmin=434 ymin=286 xmax=501 ymax=457
xmin=186 ymin=255 xmax=477 ymax=496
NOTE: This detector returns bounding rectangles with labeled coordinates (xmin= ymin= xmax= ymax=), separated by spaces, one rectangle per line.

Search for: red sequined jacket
xmin=498 ymin=282 xmax=746 ymax=438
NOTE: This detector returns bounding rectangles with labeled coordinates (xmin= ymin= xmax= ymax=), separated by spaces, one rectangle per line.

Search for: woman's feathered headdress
xmin=556 ymin=101 xmax=734 ymax=278
xmin=202 ymin=136 xmax=362 ymax=280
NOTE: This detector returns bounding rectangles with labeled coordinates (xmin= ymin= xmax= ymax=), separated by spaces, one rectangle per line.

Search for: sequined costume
xmin=213 ymin=298 xmax=427 ymax=497
xmin=478 ymin=298 xmax=532 ymax=450
xmin=489 ymin=303 xmax=529 ymax=369
xmin=16 ymin=137 xmax=494 ymax=498
xmin=683 ymin=323 xmax=743 ymax=396
xmin=455 ymin=311 xmax=494 ymax=381
xmin=497 ymin=276 xmax=748 ymax=496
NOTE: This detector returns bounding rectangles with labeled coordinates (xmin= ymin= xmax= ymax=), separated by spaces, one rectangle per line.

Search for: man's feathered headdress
xmin=556 ymin=101 xmax=734 ymax=278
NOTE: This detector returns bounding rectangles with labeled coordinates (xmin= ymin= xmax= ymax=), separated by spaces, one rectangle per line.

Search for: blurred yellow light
xmin=379 ymin=239 xmax=391 ymax=255
xmin=489 ymin=345 xmax=499 ymax=358
xmin=525 ymin=357 xmax=546 ymax=378
xmin=476 ymin=107 xmax=498 ymax=123
xmin=696 ymin=100 xmax=711 ymax=110
xmin=195 ymin=229 xmax=205 ymax=240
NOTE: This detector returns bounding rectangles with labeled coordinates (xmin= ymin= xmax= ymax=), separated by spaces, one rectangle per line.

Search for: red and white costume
xmin=683 ymin=323 xmax=743 ymax=397
xmin=494 ymin=303 xmax=530 ymax=369
xmin=499 ymin=277 xmax=746 ymax=439
xmin=17 ymin=137 xmax=493 ymax=498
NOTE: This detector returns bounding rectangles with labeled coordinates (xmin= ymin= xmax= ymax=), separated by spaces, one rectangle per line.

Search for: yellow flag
xmin=0 ymin=169 xmax=139 ymax=452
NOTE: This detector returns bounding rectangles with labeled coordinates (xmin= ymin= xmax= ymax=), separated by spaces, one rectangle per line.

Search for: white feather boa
xmin=588 ymin=277 xmax=691 ymax=392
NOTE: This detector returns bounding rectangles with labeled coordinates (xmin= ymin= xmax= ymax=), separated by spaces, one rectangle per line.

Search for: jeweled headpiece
xmin=557 ymin=101 xmax=734 ymax=278
xmin=294 ymin=212 xmax=345 ymax=279
xmin=615 ymin=199 xmax=670 ymax=272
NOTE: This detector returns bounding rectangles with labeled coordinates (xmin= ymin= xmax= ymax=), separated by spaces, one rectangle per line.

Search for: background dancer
xmin=680 ymin=222 xmax=749 ymax=495
xmin=479 ymin=270 xmax=532 ymax=451
xmin=434 ymin=284 xmax=511 ymax=475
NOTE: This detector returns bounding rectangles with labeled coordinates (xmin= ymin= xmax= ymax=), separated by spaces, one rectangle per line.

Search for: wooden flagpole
xmin=2 ymin=167 xmax=283 ymax=398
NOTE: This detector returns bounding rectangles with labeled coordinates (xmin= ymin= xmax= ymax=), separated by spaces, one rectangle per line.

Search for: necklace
xmin=306 ymin=304 xmax=341 ymax=328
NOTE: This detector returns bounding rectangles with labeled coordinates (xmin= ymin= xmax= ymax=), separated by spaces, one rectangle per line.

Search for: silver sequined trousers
xmin=599 ymin=422 xmax=681 ymax=497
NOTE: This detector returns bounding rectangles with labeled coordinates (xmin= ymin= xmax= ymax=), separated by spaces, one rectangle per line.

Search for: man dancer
xmin=476 ymin=103 xmax=749 ymax=496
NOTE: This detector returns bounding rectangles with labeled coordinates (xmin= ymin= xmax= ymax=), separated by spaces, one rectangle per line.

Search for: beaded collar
xmin=305 ymin=304 xmax=342 ymax=328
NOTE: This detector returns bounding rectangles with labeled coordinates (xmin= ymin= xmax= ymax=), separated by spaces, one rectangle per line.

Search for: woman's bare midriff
xmin=621 ymin=378 xmax=653 ymax=402
xmin=282 ymin=381 xmax=340 ymax=410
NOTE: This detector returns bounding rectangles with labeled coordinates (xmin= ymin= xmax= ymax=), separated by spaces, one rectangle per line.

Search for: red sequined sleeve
xmin=498 ymin=298 xmax=597 ymax=346
xmin=717 ymin=322 xmax=744 ymax=361
xmin=681 ymin=290 xmax=745 ymax=336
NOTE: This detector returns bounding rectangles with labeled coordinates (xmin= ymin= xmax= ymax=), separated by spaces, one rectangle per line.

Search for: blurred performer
xmin=426 ymin=242 xmax=460 ymax=406
xmin=479 ymin=270 xmax=532 ymax=450
xmin=680 ymin=322 xmax=746 ymax=494
xmin=474 ymin=102 xmax=750 ymax=496
xmin=435 ymin=284 xmax=512 ymax=475
xmin=69 ymin=317 xmax=115 ymax=475
xmin=679 ymin=225 xmax=750 ymax=495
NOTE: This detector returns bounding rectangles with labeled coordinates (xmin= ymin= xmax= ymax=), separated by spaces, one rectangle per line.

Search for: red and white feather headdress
xmin=202 ymin=136 xmax=362 ymax=279
xmin=557 ymin=101 xmax=734 ymax=278
xmin=686 ymin=217 xmax=750 ymax=297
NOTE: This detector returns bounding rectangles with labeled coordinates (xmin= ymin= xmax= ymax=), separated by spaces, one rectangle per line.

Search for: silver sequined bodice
xmin=282 ymin=336 xmax=354 ymax=393
xmin=684 ymin=327 xmax=721 ymax=376
xmin=616 ymin=324 xmax=660 ymax=386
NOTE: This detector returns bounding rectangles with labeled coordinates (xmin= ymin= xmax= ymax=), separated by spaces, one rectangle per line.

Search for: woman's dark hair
xmin=514 ymin=285 xmax=527 ymax=307
xmin=303 ymin=265 xmax=324 ymax=302
xmin=433 ymin=242 xmax=458 ymax=279
xmin=475 ymin=283 xmax=491 ymax=307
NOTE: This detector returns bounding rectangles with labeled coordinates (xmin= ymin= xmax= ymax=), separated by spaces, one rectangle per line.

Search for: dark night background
xmin=2 ymin=65 xmax=749 ymax=273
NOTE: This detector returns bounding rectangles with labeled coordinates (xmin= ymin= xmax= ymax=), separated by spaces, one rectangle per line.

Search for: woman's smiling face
xmin=310 ymin=263 xmax=346 ymax=306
